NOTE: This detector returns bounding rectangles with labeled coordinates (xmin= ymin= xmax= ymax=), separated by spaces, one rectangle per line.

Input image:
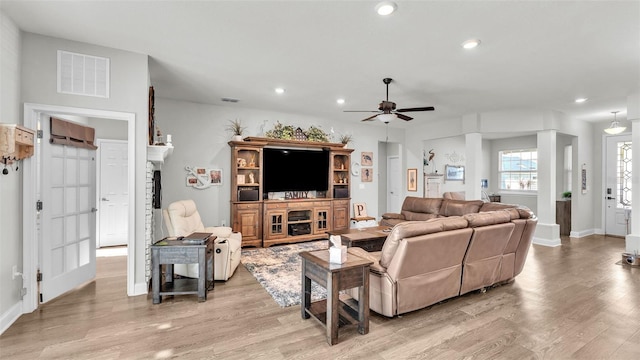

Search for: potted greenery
xmin=226 ymin=119 xmax=245 ymax=141
xmin=339 ymin=133 xmax=353 ymax=146
xmin=562 ymin=191 xmax=571 ymax=200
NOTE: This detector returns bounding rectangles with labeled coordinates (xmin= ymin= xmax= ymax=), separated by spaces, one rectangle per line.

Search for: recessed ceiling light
xmin=461 ymin=39 xmax=481 ymax=49
xmin=274 ymin=88 xmax=285 ymax=94
xmin=574 ymin=98 xmax=588 ymax=103
xmin=336 ymin=98 xmax=345 ymax=105
xmin=375 ymin=1 xmax=397 ymax=16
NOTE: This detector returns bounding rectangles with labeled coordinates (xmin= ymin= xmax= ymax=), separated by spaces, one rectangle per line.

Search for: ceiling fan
xmin=344 ymin=78 xmax=435 ymax=122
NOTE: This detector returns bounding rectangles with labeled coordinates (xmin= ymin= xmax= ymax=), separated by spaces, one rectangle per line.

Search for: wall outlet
xmin=221 ymin=220 xmax=226 ymax=227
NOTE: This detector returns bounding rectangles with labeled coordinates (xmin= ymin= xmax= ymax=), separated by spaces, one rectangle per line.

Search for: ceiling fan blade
xmin=396 ymin=106 xmax=435 ymax=112
xmin=361 ymin=114 xmax=380 ymax=122
xmin=395 ymin=113 xmax=413 ymax=121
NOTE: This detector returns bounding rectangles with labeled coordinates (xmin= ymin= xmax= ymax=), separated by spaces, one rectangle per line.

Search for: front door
xmin=97 ymin=140 xmax=128 ymax=247
xmin=39 ymin=115 xmax=97 ymax=303
xmin=605 ymin=134 xmax=632 ymax=236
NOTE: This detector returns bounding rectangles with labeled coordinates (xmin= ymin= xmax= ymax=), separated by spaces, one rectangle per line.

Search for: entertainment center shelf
xmin=229 ymin=137 xmax=353 ymax=247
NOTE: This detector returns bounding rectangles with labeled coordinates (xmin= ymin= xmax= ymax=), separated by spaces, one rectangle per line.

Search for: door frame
xmin=23 ymin=103 xmax=135 ymax=313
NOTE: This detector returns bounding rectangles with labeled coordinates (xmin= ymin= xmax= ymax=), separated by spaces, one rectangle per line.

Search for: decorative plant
xmin=265 ymin=121 xmax=295 ymax=140
xmin=339 ymin=133 xmax=353 ymax=145
xmin=265 ymin=122 xmax=330 ymax=142
xmin=305 ymin=126 xmax=329 ymax=142
xmin=226 ymin=118 xmax=246 ymax=136
xmin=562 ymin=191 xmax=572 ymax=199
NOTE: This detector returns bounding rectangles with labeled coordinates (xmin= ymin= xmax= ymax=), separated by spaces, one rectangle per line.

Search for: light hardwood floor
xmin=1 ymin=235 xmax=639 ymax=359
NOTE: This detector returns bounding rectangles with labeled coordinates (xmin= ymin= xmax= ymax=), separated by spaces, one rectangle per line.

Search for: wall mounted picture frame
xmin=444 ymin=164 xmax=465 ymax=183
xmin=361 ymin=167 xmax=373 ymax=182
xmin=361 ymin=151 xmax=373 ymax=166
xmin=210 ymin=169 xmax=222 ymax=185
xmin=407 ymin=168 xmax=418 ymax=191
xmin=185 ymin=165 xmax=222 ymax=189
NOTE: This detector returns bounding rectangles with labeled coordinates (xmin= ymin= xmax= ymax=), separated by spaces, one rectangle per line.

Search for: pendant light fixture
xmin=604 ymin=111 xmax=626 ymax=135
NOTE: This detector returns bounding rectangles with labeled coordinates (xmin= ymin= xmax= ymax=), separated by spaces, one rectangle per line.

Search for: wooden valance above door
xmin=50 ymin=117 xmax=98 ymax=150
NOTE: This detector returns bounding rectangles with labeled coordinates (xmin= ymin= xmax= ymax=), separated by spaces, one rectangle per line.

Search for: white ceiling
xmin=2 ymin=1 xmax=639 ymax=128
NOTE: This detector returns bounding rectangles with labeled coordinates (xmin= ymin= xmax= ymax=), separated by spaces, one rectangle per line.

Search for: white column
xmin=534 ymin=130 xmax=561 ymax=246
xmin=465 ymin=132 xmax=483 ymax=200
xmin=626 ymin=93 xmax=640 ymax=253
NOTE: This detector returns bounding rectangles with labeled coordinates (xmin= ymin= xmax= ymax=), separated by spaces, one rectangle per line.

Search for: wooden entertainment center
xmin=229 ymin=137 xmax=352 ymax=247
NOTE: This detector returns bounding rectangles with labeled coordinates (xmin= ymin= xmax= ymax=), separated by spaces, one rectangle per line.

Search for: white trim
xmin=569 ymin=228 xmax=596 ymax=238
xmin=0 ymin=301 xmax=22 ymax=335
xmin=532 ymin=237 xmax=561 ymax=247
xmin=23 ymin=103 xmax=136 ymax=314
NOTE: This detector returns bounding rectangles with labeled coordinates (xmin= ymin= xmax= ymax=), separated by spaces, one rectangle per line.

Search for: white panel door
xmin=387 ymin=156 xmax=401 ymax=213
xmin=98 ymin=140 xmax=128 ymax=247
xmin=605 ymin=134 xmax=632 ymax=236
xmin=40 ymin=116 xmax=97 ymax=303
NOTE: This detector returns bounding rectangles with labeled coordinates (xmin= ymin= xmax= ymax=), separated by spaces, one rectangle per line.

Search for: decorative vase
xmin=232 ymin=135 xmax=243 ymax=142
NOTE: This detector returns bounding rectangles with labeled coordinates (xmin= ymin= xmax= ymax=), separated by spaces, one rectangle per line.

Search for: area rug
xmin=241 ymin=240 xmax=328 ymax=307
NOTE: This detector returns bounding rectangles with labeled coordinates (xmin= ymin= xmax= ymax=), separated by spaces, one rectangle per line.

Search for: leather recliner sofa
xmin=347 ymin=205 xmax=537 ymax=317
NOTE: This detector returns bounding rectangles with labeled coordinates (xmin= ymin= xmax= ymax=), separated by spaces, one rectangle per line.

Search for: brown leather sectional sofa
xmin=347 ymin=197 xmax=537 ymax=317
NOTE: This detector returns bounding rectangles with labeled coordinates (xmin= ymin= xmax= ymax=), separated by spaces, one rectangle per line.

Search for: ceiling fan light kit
xmin=375 ymin=1 xmax=397 ymax=16
xmin=462 ymin=39 xmax=481 ymax=49
xmin=377 ymin=114 xmax=396 ymax=123
xmin=604 ymin=111 xmax=626 ymax=135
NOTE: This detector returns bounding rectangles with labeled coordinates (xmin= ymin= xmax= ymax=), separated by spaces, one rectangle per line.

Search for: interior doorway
xmin=23 ymin=103 xmax=135 ymax=313
xmin=96 ymin=139 xmax=129 ymax=248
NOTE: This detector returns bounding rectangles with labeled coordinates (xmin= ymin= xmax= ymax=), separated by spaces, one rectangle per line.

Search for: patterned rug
xmin=241 ymin=240 xmax=328 ymax=307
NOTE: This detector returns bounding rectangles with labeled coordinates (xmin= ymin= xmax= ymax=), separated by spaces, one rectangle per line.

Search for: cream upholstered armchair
xmin=163 ymin=200 xmax=242 ymax=281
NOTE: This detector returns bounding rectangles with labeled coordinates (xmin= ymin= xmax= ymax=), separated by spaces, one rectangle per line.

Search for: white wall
xmin=90 ymin=117 xmax=128 ymax=140
xmin=153 ymin=97 xmax=404 ymax=235
xmin=0 ymin=10 xmax=23 ymax=332
xmin=422 ymin=136 xmax=467 ymax=195
xmin=20 ymin=33 xmax=149 ymax=293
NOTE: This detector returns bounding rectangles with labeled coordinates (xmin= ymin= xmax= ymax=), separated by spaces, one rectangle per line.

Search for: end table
xmin=300 ymin=250 xmax=372 ymax=345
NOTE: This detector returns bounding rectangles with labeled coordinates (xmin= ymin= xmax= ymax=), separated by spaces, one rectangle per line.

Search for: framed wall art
xmin=361 ymin=167 xmax=373 ymax=182
xmin=444 ymin=164 xmax=465 ymax=183
xmin=361 ymin=151 xmax=373 ymax=166
xmin=185 ymin=166 xmax=222 ymax=189
xmin=407 ymin=168 xmax=417 ymax=192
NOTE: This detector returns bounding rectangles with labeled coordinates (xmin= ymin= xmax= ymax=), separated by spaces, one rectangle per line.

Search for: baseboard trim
xmin=131 ymin=281 xmax=148 ymax=296
xmin=0 ymin=300 xmax=22 ymax=335
xmin=570 ymin=228 xmax=596 ymax=238
xmin=533 ymin=236 xmax=561 ymax=247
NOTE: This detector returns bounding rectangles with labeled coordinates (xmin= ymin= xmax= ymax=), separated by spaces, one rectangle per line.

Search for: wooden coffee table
xmin=300 ymin=250 xmax=373 ymax=345
xmin=327 ymin=225 xmax=391 ymax=252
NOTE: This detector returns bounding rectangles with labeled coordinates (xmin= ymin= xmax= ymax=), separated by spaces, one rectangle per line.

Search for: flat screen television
xmin=263 ymin=148 xmax=329 ymax=193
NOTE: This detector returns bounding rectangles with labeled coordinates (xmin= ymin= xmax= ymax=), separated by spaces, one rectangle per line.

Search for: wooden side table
xmin=151 ymin=237 xmax=215 ymax=304
xmin=300 ymin=250 xmax=373 ymax=345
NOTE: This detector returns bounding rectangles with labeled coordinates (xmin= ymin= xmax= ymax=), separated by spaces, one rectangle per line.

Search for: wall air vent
xmin=221 ymin=97 xmax=240 ymax=103
xmin=57 ymin=50 xmax=110 ymax=98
